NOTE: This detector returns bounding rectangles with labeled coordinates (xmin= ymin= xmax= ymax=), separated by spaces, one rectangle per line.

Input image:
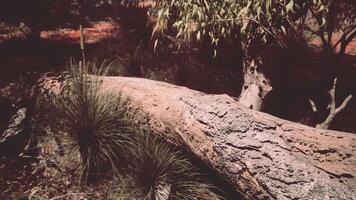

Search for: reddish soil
xmin=40 ymin=21 xmax=118 ymax=44
xmin=1 ymin=19 xmax=354 ymax=56
xmin=41 ymin=21 xmax=356 ymax=56
xmin=0 ymin=21 xmax=118 ymax=44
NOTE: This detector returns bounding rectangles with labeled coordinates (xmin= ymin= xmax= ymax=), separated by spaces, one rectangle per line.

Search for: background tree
xmin=303 ymin=0 xmax=355 ymax=129
xmin=151 ymin=0 xmax=307 ymax=110
xmin=152 ymin=0 xmax=355 ymax=129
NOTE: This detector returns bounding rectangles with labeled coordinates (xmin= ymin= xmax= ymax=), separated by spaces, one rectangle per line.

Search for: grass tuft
xmin=53 ymin=63 xmax=131 ymax=182
xmin=127 ymin=131 xmax=222 ymax=200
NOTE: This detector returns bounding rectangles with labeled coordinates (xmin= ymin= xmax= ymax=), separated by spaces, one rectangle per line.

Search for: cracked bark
xmin=42 ymin=76 xmax=356 ymax=200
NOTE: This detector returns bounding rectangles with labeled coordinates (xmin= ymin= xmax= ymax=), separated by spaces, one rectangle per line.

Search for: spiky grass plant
xmin=127 ymin=131 xmax=222 ymax=200
xmin=108 ymin=176 xmax=140 ymax=200
xmin=54 ymin=63 xmax=131 ymax=182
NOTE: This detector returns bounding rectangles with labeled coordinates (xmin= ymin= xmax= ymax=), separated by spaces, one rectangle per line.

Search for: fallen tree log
xmin=43 ymin=76 xmax=356 ymax=200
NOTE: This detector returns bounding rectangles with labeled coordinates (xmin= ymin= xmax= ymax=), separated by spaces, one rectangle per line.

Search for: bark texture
xmin=43 ymin=76 xmax=356 ymax=200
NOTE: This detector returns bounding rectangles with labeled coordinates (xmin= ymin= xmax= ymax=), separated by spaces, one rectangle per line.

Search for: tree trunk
xmin=42 ymin=76 xmax=356 ymax=200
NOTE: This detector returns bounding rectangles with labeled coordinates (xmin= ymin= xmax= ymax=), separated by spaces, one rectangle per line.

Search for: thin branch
xmin=344 ymin=28 xmax=356 ymax=44
xmin=329 ymin=78 xmax=337 ymax=113
xmin=342 ymin=24 xmax=356 ymax=35
xmin=332 ymin=25 xmax=356 ymax=51
xmin=336 ymin=94 xmax=353 ymax=114
xmin=317 ymin=78 xmax=336 ymax=129
xmin=338 ymin=29 xmax=356 ymax=58
xmin=317 ymin=78 xmax=353 ymax=129
xmin=332 ymin=32 xmax=346 ymax=52
xmin=309 ymin=99 xmax=318 ymax=112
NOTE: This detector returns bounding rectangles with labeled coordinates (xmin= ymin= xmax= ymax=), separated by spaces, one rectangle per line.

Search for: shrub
xmin=126 ymin=131 xmax=222 ymax=200
xmin=53 ymin=64 xmax=131 ymax=182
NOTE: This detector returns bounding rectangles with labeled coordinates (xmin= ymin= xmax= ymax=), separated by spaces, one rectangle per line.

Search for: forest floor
xmin=0 ymin=121 xmax=117 ymax=199
xmin=0 ymin=10 xmax=356 ymax=199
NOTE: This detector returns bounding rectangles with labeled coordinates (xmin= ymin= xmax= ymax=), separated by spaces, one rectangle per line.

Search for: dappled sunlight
xmin=40 ymin=21 xmax=118 ymax=44
xmin=309 ymin=33 xmax=356 ymax=56
xmin=0 ymin=21 xmax=118 ymax=44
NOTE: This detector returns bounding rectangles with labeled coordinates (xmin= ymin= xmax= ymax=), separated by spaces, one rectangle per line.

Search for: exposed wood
xmin=308 ymin=99 xmax=318 ymax=113
xmin=42 ymin=76 xmax=356 ymax=200
xmin=316 ymin=78 xmax=353 ymax=129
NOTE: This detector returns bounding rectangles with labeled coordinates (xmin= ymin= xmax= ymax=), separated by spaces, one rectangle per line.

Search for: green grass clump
xmin=126 ymin=131 xmax=222 ymax=200
xmin=51 ymin=63 xmax=224 ymax=198
xmin=54 ymin=64 xmax=131 ymax=181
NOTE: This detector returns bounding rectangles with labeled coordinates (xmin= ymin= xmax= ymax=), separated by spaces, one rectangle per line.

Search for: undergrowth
xmin=48 ymin=63 xmax=224 ymax=199
xmin=124 ymin=130 xmax=223 ymax=200
xmin=52 ymin=63 xmax=132 ymax=182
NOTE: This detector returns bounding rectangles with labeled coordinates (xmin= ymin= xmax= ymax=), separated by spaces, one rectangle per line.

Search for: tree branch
xmin=317 ymin=78 xmax=353 ymax=129
xmin=332 ymin=25 xmax=356 ymax=51
xmin=329 ymin=78 xmax=337 ymax=113
xmin=332 ymin=32 xmax=346 ymax=52
xmin=338 ymin=28 xmax=356 ymax=58
xmin=336 ymin=94 xmax=353 ymax=114
xmin=309 ymin=99 xmax=318 ymax=112
xmin=316 ymin=78 xmax=337 ymax=129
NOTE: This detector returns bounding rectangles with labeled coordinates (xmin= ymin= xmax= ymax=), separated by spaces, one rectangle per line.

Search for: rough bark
xmin=43 ymin=76 xmax=356 ymax=200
